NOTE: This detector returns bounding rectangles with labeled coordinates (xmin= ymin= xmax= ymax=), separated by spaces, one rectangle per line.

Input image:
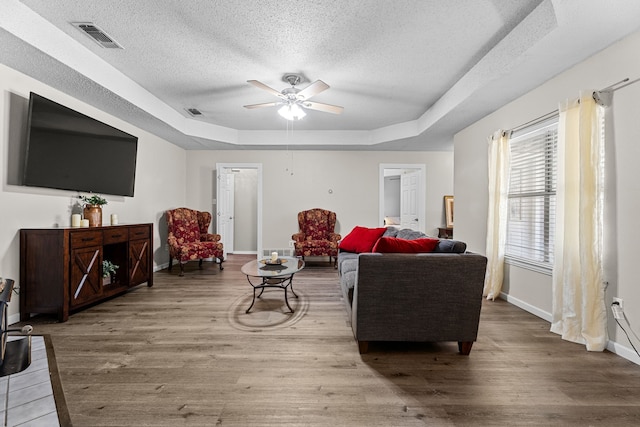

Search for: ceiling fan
xmin=244 ymin=74 xmax=344 ymax=121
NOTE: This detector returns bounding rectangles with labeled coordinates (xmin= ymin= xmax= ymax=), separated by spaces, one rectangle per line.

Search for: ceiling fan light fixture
xmin=278 ymin=103 xmax=306 ymax=121
xmin=246 ymin=75 xmax=342 ymax=120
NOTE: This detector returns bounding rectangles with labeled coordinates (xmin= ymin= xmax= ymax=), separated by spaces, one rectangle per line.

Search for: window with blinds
xmin=506 ymin=117 xmax=558 ymax=272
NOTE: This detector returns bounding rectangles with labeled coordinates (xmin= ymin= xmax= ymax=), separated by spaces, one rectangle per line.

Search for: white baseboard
xmin=8 ymin=313 xmax=21 ymax=326
xmin=607 ymin=340 xmax=640 ymax=365
xmin=499 ymin=292 xmax=552 ymax=322
xmin=155 ymin=263 xmax=169 ymax=271
xmin=499 ymin=292 xmax=639 ymax=365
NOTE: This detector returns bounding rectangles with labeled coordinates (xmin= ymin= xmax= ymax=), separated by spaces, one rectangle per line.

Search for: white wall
xmin=0 ymin=64 xmax=187 ymax=320
xmin=186 ymin=150 xmax=453 ymax=250
xmin=454 ymin=30 xmax=640 ymax=362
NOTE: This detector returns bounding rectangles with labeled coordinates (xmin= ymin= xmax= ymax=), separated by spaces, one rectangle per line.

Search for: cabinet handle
xmin=111 ymin=234 xmax=123 ymax=238
xmin=81 ymin=237 xmax=94 ymax=242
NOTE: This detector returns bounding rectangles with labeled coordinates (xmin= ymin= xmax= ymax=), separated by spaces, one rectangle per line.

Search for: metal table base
xmin=245 ymin=274 xmax=299 ymax=313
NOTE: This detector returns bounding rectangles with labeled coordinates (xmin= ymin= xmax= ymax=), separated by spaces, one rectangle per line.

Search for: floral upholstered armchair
xmin=292 ymin=208 xmax=341 ymax=267
xmin=166 ymin=207 xmax=224 ymax=276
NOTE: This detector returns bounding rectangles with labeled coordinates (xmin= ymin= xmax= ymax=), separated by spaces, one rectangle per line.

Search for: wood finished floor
xmin=23 ymin=254 xmax=640 ymax=426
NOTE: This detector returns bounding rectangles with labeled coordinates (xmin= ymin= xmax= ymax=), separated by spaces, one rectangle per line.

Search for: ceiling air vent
xmin=185 ymin=108 xmax=203 ymax=117
xmin=72 ymin=22 xmax=123 ymax=49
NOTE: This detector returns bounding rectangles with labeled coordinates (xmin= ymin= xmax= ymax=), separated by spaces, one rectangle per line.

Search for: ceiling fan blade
xmin=243 ymin=102 xmax=280 ymax=109
xmin=297 ymin=80 xmax=330 ymax=100
xmin=302 ymin=101 xmax=344 ymax=115
xmin=247 ymin=80 xmax=285 ymax=99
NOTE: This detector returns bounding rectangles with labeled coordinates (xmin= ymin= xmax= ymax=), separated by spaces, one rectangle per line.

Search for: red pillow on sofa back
xmin=338 ymin=226 xmax=387 ymax=253
xmin=372 ymin=236 xmax=439 ymax=253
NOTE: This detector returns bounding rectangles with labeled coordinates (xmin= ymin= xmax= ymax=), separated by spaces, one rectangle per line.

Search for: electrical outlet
xmin=289 ymin=240 xmax=295 ymax=248
xmin=612 ymin=303 xmax=624 ymax=320
xmin=613 ymin=297 xmax=624 ymax=310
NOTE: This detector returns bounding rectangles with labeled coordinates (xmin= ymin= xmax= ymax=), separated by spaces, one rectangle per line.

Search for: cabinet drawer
xmin=70 ymin=231 xmax=103 ymax=248
xmin=129 ymin=226 xmax=150 ymax=240
xmin=103 ymin=228 xmax=128 ymax=244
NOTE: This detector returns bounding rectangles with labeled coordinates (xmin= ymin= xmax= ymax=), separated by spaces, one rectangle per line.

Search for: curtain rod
xmin=508 ymin=77 xmax=637 ymax=134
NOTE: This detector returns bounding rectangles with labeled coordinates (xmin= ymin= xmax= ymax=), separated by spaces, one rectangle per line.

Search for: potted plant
xmin=102 ymin=260 xmax=119 ymax=285
xmin=79 ymin=194 xmax=107 ymax=227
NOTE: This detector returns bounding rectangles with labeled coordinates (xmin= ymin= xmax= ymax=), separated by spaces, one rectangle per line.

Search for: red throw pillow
xmin=372 ymin=237 xmax=439 ymax=253
xmin=338 ymin=226 xmax=387 ymax=253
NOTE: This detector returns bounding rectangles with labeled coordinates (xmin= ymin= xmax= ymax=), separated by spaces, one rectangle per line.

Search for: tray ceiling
xmin=2 ymin=0 xmax=640 ymax=150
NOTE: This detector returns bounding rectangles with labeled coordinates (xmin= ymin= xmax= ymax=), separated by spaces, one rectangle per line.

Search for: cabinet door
xmin=70 ymin=246 xmax=103 ymax=308
xmin=129 ymin=239 xmax=150 ymax=286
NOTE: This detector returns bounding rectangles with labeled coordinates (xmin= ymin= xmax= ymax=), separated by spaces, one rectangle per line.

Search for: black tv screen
xmin=23 ymin=92 xmax=138 ymax=197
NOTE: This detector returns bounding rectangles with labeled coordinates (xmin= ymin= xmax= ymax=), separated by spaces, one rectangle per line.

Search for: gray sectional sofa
xmin=338 ymin=228 xmax=488 ymax=354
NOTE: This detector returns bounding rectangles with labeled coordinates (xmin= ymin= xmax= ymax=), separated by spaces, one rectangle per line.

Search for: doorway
xmin=216 ymin=163 xmax=263 ymax=256
xmin=379 ymin=164 xmax=425 ymax=231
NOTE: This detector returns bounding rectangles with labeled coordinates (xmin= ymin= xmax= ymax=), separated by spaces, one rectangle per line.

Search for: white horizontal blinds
xmin=506 ymin=118 xmax=558 ymax=268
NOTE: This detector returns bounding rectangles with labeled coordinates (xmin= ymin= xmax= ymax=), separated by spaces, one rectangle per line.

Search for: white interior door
xmin=216 ymin=163 xmax=263 ymax=258
xmin=217 ymin=170 xmax=235 ymax=253
xmin=400 ymin=170 xmax=420 ymax=230
xmin=379 ymin=164 xmax=425 ymax=232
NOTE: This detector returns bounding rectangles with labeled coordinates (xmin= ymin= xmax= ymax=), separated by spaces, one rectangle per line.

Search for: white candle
xmin=271 ymin=251 xmax=278 ymax=262
xmin=80 ymin=219 xmax=90 ymax=227
xmin=110 ymin=214 xmax=118 ymax=225
xmin=71 ymin=214 xmax=81 ymax=227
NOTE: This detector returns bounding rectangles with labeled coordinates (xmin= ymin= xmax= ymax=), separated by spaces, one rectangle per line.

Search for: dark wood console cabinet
xmin=20 ymin=223 xmax=153 ymax=322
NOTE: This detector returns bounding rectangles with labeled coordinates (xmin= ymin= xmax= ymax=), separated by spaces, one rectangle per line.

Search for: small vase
xmin=83 ymin=205 xmax=102 ymax=227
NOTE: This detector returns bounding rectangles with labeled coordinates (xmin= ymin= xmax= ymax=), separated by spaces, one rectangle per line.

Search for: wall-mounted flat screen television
xmin=23 ymin=92 xmax=138 ymax=197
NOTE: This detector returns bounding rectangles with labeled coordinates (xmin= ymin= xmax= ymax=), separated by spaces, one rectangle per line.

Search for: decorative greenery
xmin=102 ymin=260 xmax=119 ymax=278
xmin=79 ymin=194 xmax=108 ymax=207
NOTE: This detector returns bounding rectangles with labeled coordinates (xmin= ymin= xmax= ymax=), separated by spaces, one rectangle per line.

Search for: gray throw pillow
xmin=396 ymin=229 xmax=427 ymax=240
xmin=382 ymin=227 xmax=399 ymax=237
xmin=434 ymin=239 xmax=467 ymax=253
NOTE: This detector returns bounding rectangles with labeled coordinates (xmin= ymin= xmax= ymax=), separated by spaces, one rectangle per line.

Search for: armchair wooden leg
xmin=358 ymin=341 xmax=369 ymax=354
xmin=179 ymin=263 xmax=185 ymax=277
xmin=199 ymin=259 xmax=203 ymax=269
xmin=168 ymin=257 xmax=173 ymax=271
xmin=458 ymin=341 xmax=473 ymax=355
xmin=218 ymin=257 xmax=224 ymax=270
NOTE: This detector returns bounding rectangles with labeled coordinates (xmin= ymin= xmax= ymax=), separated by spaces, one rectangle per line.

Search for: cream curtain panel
xmin=550 ymin=91 xmax=607 ymax=351
xmin=483 ymin=130 xmax=511 ymax=300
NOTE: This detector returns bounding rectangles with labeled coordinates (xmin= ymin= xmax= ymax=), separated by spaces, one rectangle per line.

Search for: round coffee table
xmin=240 ymin=256 xmax=305 ymax=313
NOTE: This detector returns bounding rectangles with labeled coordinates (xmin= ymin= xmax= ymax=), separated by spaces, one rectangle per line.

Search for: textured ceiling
xmin=2 ymin=0 xmax=640 ymax=150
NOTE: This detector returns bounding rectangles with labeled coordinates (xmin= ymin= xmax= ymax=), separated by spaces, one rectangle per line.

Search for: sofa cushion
xmin=342 ymin=270 xmax=357 ymax=291
xmin=342 ymin=270 xmax=357 ymax=304
xmin=433 ymin=239 xmax=467 ymax=253
xmin=338 ymin=226 xmax=387 ymax=253
xmin=337 ymin=252 xmax=359 ymax=275
xmin=372 ymin=237 xmax=439 ymax=253
xmin=340 ymin=257 xmax=359 ymax=275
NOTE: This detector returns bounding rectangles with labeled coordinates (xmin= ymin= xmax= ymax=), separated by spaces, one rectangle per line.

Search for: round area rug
xmin=227 ymin=289 xmax=309 ymax=331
